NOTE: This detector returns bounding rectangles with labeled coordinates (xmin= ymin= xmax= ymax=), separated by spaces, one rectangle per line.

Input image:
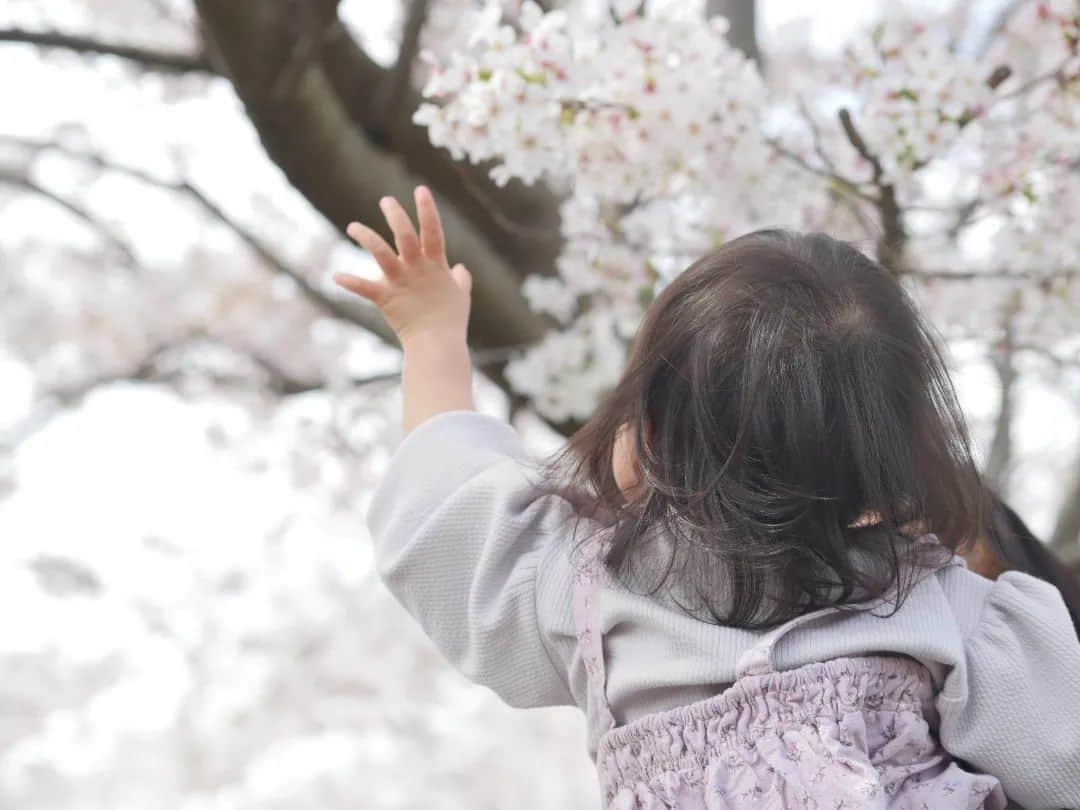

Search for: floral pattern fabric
xmin=572 ymin=541 xmax=1007 ymax=809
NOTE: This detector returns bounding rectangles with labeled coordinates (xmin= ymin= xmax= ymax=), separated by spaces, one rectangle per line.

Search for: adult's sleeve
xmin=366 ymin=409 xmax=586 ymax=709
xmin=936 ymin=570 xmax=1080 ymax=809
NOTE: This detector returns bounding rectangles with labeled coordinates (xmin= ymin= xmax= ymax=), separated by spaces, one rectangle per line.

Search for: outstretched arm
xmin=334 ymin=187 xmax=581 ymax=710
xmin=333 ymin=185 xmax=475 ymax=435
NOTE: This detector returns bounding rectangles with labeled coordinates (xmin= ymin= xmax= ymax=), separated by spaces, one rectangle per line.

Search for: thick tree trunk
xmin=315 ymin=19 xmax=564 ymax=279
xmin=193 ymin=0 xmax=556 ymax=359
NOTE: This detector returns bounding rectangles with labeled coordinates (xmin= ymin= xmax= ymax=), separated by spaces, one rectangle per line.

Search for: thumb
xmin=450 ymin=263 xmax=472 ymax=293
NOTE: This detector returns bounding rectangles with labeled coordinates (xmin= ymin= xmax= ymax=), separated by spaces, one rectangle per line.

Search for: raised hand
xmin=333 ymin=185 xmax=472 ymax=348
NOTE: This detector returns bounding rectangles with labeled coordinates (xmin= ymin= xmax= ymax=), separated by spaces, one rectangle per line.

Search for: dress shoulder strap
xmin=735 ymin=604 xmax=844 ymax=678
xmin=736 ymin=532 xmax=966 ymax=678
xmin=571 ymin=533 xmax=617 ymax=736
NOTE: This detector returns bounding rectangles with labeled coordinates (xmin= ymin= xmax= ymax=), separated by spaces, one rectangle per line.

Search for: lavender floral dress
xmin=571 ymin=536 xmax=1009 ymax=809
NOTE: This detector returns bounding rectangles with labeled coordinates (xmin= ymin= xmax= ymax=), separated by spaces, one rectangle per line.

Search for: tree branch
xmin=371 ymin=0 xmax=431 ymax=132
xmin=180 ymin=178 xmax=394 ymax=341
xmin=0 ymin=332 xmax=351 ymax=451
xmin=706 ymin=0 xmax=759 ymax=63
xmin=0 ymin=168 xmax=137 ymax=266
xmin=0 ymin=28 xmax=215 ymax=74
xmin=0 ymin=135 xmax=393 ymax=342
xmin=0 ymin=329 xmax=544 ymax=452
xmin=314 ymin=14 xmax=564 ymax=277
xmin=908 ymin=267 xmax=1080 ymax=282
xmin=837 ymin=107 xmax=907 ymax=273
xmin=193 ymin=0 xmax=552 ymax=364
xmin=764 ymin=138 xmax=877 ymax=204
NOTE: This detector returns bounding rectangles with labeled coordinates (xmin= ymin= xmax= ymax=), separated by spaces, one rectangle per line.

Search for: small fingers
xmin=347 ymin=221 xmax=402 ymax=279
xmin=415 ymin=185 xmax=446 ymax=260
xmin=332 ymin=272 xmax=386 ymax=304
xmin=379 ymin=196 xmax=421 ymax=263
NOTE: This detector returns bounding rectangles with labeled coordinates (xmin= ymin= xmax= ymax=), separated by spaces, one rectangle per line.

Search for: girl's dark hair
xmin=535 ymin=229 xmax=988 ymax=630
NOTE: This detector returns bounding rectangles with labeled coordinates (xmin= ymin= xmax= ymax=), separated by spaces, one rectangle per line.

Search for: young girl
xmin=333 ymin=187 xmax=1080 ymax=809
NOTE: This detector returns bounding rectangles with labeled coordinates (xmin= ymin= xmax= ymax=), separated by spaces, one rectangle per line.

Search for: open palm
xmin=333 ymin=185 xmax=472 ymax=346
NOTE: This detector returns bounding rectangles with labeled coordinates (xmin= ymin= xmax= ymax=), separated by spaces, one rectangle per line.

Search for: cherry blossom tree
xmin=409 ymin=0 xmax=1080 ymax=556
xmin=412 ymin=1 xmax=1076 ymax=405
xmin=3 ymin=0 xmax=1077 ymax=548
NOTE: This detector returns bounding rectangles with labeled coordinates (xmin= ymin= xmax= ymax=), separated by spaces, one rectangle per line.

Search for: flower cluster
xmin=413 ymin=0 xmax=1080 ymax=420
xmin=836 ymin=21 xmax=998 ymax=185
xmin=414 ymin=1 xmax=765 ymax=199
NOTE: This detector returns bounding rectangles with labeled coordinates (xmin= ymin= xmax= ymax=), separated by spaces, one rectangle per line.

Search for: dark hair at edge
xmin=530 ymin=228 xmax=988 ymax=631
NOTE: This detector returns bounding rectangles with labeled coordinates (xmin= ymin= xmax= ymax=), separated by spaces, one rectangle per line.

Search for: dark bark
xmin=315 ymin=19 xmax=564 ymax=279
xmin=0 ymin=169 xmax=137 ymax=267
xmin=837 ymin=108 xmax=907 ymax=273
xmin=193 ymin=0 xmax=551 ymax=358
xmin=705 ymin=0 xmax=759 ymax=63
xmin=371 ymin=0 xmax=431 ymax=130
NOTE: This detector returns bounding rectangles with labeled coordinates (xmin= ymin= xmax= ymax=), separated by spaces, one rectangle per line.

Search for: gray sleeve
xmin=365 ymin=409 xmax=582 ymax=709
xmin=936 ymin=571 xmax=1080 ymax=809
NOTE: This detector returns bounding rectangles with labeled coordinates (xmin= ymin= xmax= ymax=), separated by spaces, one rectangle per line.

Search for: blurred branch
xmin=371 ymin=0 xmax=431 ymax=132
xmin=0 ymin=168 xmax=136 ymax=266
xmin=0 ymin=333 xmax=344 ymax=451
xmin=769 ymin=103 xmax=889 ymax=243
xmin=795 ymin=97 xmax=837 ymax=173
xmin=706 ymin=0 xmax=759 ymax=64
xmin=0 ymin=336 xmax=191 ymax=452
xmin=249 ymin=341 xmax=536 ymax=396
xmin=942 ymin=196 xmax=986 ymax=240
xmin=764 ymin=138 xmax=877 ymax=204
xmin=909 ymin=267 xmax=1080 ymax=282
xmin=0 ymin=28 xmax=215 ymax=74
xmin=993 ymin=59 xmax=1075 ymax=103
xmin=177 ymin=179 xmax=393 ymax=341
xmin=0 ymin=130 xmax=564 ymax=435
xmin=0 ymin=135 xmax=392 ymax=342
xmin=832 ymin=64 xmax=1012 ymax=273
xmin=0 ymin=332 xmax=539 ymax=451
xmin=46 ymin=336 xmax=191 ymax=406
xmin=1011 ymin=341 xmax=1079 ymax=370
